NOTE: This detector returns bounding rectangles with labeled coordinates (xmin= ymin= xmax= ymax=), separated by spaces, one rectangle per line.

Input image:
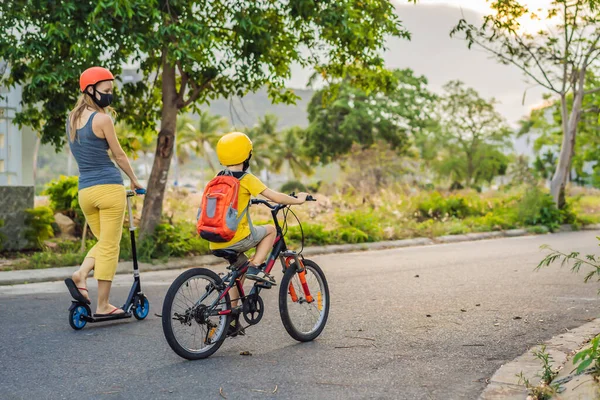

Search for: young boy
xmin=212 ymin=131 xmax=309 ymax=285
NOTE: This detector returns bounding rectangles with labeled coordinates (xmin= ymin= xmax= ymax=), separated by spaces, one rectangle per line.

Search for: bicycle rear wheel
xmin=279 ymin=259 xmax=329 ymax=342
xmin=162 ymin=268 xmax=231 ymax=360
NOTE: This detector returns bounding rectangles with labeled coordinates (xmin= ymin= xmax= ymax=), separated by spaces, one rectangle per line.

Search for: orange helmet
xmin=79 ymin=67 xmax=114 ymax=92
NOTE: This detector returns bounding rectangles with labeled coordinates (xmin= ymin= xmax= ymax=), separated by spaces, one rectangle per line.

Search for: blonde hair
xmin=68 ymin=93 xmax=116 ymax=142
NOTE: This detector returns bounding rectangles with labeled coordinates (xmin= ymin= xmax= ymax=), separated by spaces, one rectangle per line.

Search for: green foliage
xmin=304 ymin=69 xmax=436 ymax=163
xmin=432 ymin=81 xmax=512 ymax=188
xmin=287 ymin=224 xmax=336 ymax=247
xmin=0 ymin=0 xmax=408 ymax=149
xmin=270 ymin=126 xmax=314 ymax=178
xmin=573 ymin=335 xmax=600 ymax=375
xmin=44 ymin=176 xmax=83 ymax=229
xmin=519 ymin=73 xmax=600 ymax=188
xmin=280 ymin=181 xmax=308 ymax=194
xmin=24 ymin=207 xmax=55 ymax=249
xmin=28 ymin=251 xmax=86 ymax=270
xmin=137 ymin=222 xmax=209 ymax=261
xmin=339 ymin=142 xmax=415 ymax=191
xmin=517 ymin=345 xmax=558 ymax=400
xmin=44 ymin=176 xmax=79 ymax=212
xmin=417 ymin=192 xmax=486 ymax=220
xmin=538 ymin=239 xmax=600 ymax=288
xmin=336 ymin=210 xmax=384 ymax=242
xmin=518 ymin=188 xmax=562 ymax=231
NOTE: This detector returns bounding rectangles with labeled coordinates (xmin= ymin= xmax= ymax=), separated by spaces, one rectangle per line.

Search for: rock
xmin=43 ymin=241 xmax=58 ymax=250
xmin=54 ymin=213 xmax=76 ymax=237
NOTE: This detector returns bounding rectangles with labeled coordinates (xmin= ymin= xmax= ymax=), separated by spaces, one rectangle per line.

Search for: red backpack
xmin=197 ymin=171 xmax=249 ymax=243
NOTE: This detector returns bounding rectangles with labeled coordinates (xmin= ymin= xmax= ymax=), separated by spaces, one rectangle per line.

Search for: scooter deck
xmin=83 ymin=312 xmax=132 ymax=323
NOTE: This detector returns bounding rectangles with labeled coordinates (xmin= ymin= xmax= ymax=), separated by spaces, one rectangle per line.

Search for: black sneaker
xmin=227 ymin=316 xmax=245 ymax=338
xmin=245 ymin=264 xmax=277 ymax=286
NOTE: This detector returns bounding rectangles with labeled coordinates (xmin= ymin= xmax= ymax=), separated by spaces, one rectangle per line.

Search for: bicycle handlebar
xmin=250 ymin=193 xmax=316 ymax=209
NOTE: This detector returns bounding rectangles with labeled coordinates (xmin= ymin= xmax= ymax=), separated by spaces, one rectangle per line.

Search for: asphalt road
xmin=1 ymin=231 xmax=600 ymax=400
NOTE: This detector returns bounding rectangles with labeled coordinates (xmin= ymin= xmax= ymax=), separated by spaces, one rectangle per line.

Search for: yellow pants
xmin=79 ymin=184 xmax=126 ymax=281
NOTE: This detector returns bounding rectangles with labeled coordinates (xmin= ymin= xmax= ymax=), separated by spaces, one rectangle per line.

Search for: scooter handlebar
xmin=127 ymin=188 xmax=146 ymax=197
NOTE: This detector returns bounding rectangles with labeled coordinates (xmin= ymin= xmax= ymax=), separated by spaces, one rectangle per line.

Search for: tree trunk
xmin=203 ymin=141 xmax=217 ymax=173
xmin=139 ymin=59 xmax=178 ymax=238
xmin=144 ymin=152 xmax=150 ymax=179
xmin=551 ymin=79 xmax=585 ymax=208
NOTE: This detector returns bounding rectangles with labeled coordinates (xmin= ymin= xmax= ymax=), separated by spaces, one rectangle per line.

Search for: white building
xmin=0 ymin=81 xmax=35 ymax=187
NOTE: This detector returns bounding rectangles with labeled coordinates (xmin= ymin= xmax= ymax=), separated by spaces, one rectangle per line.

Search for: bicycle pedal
xmin=255 ymin=282 xmax=274 ymax=289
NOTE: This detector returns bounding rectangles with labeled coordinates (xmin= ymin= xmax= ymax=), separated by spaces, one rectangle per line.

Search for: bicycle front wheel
xmin=162 ymin=268 xmax=231 ymax=360
xmin=279 ymin=259 xmax=330 ymax=342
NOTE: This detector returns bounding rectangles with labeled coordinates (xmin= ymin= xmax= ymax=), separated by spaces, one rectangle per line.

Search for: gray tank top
xmin=66 ymin=112 xmax=123 ymax=190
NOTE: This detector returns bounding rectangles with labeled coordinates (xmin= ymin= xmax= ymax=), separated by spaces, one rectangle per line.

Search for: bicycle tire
xmin=162 ymin=268 xmax=231 ymax=360
xmin=279 ymin=259 xmax=330 ymax=342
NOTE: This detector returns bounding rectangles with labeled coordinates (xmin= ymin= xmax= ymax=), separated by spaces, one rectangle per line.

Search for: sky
xmin=286 ymin=0 xmax=559 ymax=130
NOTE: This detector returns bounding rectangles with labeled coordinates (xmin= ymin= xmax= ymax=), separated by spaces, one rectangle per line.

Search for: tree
xmin=173 ymin=111 xmax=226 ymax=184
xmin=115 ymin=123 xmax=156 ymax=179
xmin=433 ymin=81 xmax=512 ymax=188
xmin=520 ymin=72 xmax=600 ymax=187
xmin=194 ymin=110 xmax=229 ymax=173
xmin=0 ymin=0 xmax=410 ymax=237
xmin=270 ymin=126 xmax=314 ymax=179
xmin=304 ymin=68 xmax=437 ymax=164
xmin=246 ymin=114 xmax=283 ymax=183
xmin=451 ymin=0 xmax=600 ymax=207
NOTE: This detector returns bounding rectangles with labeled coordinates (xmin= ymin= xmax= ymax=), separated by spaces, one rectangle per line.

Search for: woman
xmin=68 ymin=66 xmax=143 ymax=317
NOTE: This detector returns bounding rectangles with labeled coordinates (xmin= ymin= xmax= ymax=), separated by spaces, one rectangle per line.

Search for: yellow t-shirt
xmin=209 ymin=172 xmax=267 ymax=250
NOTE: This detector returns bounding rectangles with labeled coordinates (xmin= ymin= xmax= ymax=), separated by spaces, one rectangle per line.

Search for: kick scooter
xmin=64 ymin=188 xmax=149 ymax=330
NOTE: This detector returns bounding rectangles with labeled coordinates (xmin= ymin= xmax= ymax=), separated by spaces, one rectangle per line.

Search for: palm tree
xmin=175 ymin=111 xmax=229 ymax=184
xmin=270 ymin=126 xmax=314 ymax=179
xmin=114 ymin=122 xmax=155 ymax=179
xmin=247 ymin=114 xmax=283 ymax=183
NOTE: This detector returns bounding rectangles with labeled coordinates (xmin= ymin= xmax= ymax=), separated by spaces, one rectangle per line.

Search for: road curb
xmin=479 ymin=318 xmax=600 ymax=399
xmin=1 ymin=225 xmax=599 ymax=286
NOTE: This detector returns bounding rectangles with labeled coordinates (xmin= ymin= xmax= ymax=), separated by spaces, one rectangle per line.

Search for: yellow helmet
xmin=216 ymin=132 xmax=253 ymax=166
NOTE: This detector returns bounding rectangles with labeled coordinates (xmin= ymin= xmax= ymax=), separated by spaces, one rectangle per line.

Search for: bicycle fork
xmin=281 ymin=251 xmax=314 ymax=304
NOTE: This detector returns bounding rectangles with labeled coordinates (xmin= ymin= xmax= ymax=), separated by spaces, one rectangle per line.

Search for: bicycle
xmin=161 ymin=194 xmax=330 ymax=360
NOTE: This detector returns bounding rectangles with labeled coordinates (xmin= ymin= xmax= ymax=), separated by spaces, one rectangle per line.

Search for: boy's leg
xmin=246 ymin=226 xmax=277 ymax=284
xmin=251 ymin=225 xmax=276 ymax=265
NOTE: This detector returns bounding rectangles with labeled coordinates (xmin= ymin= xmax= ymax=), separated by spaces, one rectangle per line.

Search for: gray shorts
xmin=223 ymin=226 xmax=269 ymax=253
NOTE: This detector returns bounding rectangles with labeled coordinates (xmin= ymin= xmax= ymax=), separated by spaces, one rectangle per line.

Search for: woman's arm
xmin=260 ymin=188 xmax=307 ymax=205
xmin=97 ymin=114 xmax=141 ymax=187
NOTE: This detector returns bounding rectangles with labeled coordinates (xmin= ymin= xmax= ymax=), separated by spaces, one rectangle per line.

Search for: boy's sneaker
xmin=246 ymin=264 xmax=277 ymax=286
xmin=227 ymin=316 xmax=245 ymax=338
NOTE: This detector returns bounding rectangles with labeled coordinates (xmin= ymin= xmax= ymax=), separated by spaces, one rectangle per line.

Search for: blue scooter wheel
xmin=69 ymin=305 xmax=89 ymax=330
xmin=133 ymin=296 xmax=150 ymax=320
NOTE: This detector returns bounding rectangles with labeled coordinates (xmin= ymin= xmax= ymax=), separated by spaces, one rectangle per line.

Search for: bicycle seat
xmin=212 ymin=249 xmax=241 ymax=263
xmin=212 ymin=250 xmax=249 ymax=270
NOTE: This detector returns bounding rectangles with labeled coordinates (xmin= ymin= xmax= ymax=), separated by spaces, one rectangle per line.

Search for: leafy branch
xmin=537 ymin=241 xmax=600 ymax=286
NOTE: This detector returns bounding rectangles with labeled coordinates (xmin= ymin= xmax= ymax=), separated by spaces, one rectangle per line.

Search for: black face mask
xmin=86 ymin=86 xmax=113 ymax=108
xmin=242 ymin=153 xmax=252 ymax=172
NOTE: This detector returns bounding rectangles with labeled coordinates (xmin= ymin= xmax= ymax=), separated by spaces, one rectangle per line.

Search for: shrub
xmin=44 ymin=176 xmax=84 ymax=231
xmin=280 ymin=180 xmax=308 ymax=194
xmin=337 ymin=227 xmax=370 ymax=243
xmin=416 ymin=192 xmax=484 ymax=220
xmin=336 ymin=210 xmax=384 ymax=242
xmin=44 ymin=176 xmax=80 ymax=213
xmin=286 ymin=223 xmax=334 ymax=247
xmin=518 ymin=188 xmax=562 ymax=231
xmin=24 ymin=207 xmax=55 ymax=249
xmin=137 ymin=222 xmax=210 ymax=261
